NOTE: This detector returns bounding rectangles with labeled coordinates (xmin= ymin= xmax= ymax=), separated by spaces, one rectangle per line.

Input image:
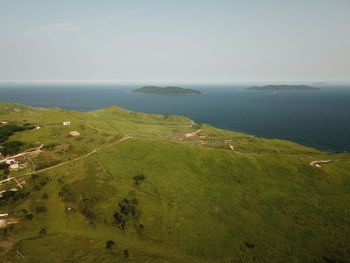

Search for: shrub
xmin=39 ymin=228 xmax=47 ymax=235
xmin=105 ymin=240 xmax=116 ymax=250
xmin=33 ymin=185 xmax=42 ymax=191
xmin=0 ymin=163 xmax=9 ymax=170
xmin=31 ymin=174 xmax=39 ymax=180
xmin=26 ymin=213 xmax=33 ymax=220
xmin=0 ymin=191 xmax=16 ymax=201
xmin=132 ymin=174 xmax=146 ymax=185
xmin=0 ymin=124 xmax=26 ymax=143
xmin=3 ymin=167 xmax=9 ymax=175
xmin=43 ymin=143 xmax=59 ymax=151
xmin=13 ymin=190 xmax=28 ymax=201
xmin=21 ymin=208 xmax=28 ymax=214
xmin=57 ymin=177 xmax=65 ymax=184
xmin=133 ymin=174 xmax=145 ymax=182
xmin=59 ymin=184 xmax=78 ymax=203
xmin=42 ymin=193 xmax=49 ymax=199
xmin=1 ymin=141 xmax=23 ymax=156
xmin=78 ymin=198 xmax=96 ymax=222
xmin=39 ymin=179 xmax=48 ymax=187
xmin=120 ymin=205 xmax=131 ymax=216
xmin=36 ymin=206 xmax=47 ymax=213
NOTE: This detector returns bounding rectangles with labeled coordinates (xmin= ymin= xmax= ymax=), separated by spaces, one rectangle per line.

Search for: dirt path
xmin=0 ymin=144 xmax=44 ymax=163
xmin=18 ymin=135 xmax=132 ymax=179
xmin=84 ymin=121 xmax=116 ymax=135
xmin=309 ymin=160 xmax=332 ymax=168
xmin=184 ymin=129 xmax=202 ymax=138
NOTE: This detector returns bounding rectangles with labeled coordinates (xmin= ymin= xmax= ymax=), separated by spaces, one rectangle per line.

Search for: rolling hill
xmin=0 ymin=102 xmax=349 ymax=263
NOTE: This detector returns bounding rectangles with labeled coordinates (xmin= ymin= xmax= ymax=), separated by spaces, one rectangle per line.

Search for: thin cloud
xmin=112 ymin=7 xmax=150 ymax=16
xmin=25 ymin=20 xmax=88 ymax=35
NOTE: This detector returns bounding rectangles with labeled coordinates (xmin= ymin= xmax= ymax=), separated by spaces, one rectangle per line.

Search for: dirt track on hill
xmin=309 ymin=160 xmax=332 ymax=167
xmin=18 ymin=135 xmax=131 ymax=179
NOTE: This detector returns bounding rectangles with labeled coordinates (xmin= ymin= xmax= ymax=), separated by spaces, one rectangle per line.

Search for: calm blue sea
xmin=0 ymin=84 xmax=350 ymax=152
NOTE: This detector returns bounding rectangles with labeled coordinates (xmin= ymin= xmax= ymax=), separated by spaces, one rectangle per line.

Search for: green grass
xmin=0 ymin=103 xmax=349 ymax=263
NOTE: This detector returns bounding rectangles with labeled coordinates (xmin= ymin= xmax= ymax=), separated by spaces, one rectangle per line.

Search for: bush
xmin=59 ymin=184 xmax=78 ymax=203
xmin=78 ymin=198 xmax=96 ymax=222
xmin=42 ymin=193 xmax=49 ymax=199
xmin=0 ymin=163 xmax=9 ymax=170
xmin=31 ymin=174 xmax=39 ymax=180
xmin=0 ymin=124 xmax=26 ymax=143
xmin=13 ymin=190 xmax=29 ymax=201
xmin=43 ymin=143 xmax=59 ymax=151
xmin=57 ymin=177 xmax=65 ymax=184
xmin=21 ymin=208 xmax=28 ymax=214
xmin=1 ymin=141 xmax=23 ymax=156
xmin=39 ymin=228 xmax=47 ymax=235
xmin=133 ymin=174 xmax=145 ymax=182
xmin=39 ymin=178 xmax=49 ymax=187
xmin=132 ymin=174 xmax=146 ymax=185
xmin=0 ymin=190 xmax=16 ymax=201
xmin=105 ymin=240 xmax=116 ymax=250
xmin=36 ymin=206 xmax=47 ymax=213
xmin=34 ymin=184 xmax=43 ymax=191
xmin=26 ymin=213 xmax=33 ymax=220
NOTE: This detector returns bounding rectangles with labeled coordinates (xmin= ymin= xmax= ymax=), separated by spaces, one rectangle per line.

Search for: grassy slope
xmin=0 ymin=102 xmax=349 ymax=263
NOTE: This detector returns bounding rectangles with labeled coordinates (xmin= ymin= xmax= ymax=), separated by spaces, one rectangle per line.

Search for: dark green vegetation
xmin=0 ymin=102 xmax=349 ymax=262
xmin=247 ymin=85 xmax=320 ymax=91
xmin=132 ymin=86 xmax=203 ymax=95
xmin=0 ymin=123 xmax=34 ymax=156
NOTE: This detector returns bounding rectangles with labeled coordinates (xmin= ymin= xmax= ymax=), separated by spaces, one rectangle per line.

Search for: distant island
xmin=132 ymin=86 xmax=203 ymax=95
xmin=246 ymin=85 xmax=320 ymax=91
xmin=313 ymin=81 xmax=328 ymax=85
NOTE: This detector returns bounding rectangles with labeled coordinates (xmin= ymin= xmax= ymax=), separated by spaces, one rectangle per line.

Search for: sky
xmin=0 ymin=0 xmax=349 ymax=83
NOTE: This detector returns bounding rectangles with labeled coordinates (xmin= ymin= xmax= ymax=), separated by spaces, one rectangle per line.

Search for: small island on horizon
xmin=246 ymin=85 xmax=320 ymax=91
xmin=132 ymin=86 xmax=204 ymax=95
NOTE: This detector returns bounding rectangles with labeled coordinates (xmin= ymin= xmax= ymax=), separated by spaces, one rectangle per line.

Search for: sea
xmin=0 ymin=83 xmax=350 ymax=153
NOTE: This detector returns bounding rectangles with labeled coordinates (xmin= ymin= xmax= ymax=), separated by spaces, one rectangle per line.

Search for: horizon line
xmin=1 ymin=79 xmax=349 ymax=84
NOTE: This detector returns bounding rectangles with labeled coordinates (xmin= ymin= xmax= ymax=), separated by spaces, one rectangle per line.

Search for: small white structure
xmin=35 ymin=126 xmax=41 ymax=130
xmin=1 ymin=121 xmax=8 ymax=125
xmin=6 ymin=158 xmax=19 ymax=169
xmin=63 ymin=121 xmax=71 ymax=126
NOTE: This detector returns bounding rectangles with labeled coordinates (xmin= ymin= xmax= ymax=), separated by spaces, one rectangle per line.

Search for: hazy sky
xmin=0 ymin=0 xmax=349 ymax=83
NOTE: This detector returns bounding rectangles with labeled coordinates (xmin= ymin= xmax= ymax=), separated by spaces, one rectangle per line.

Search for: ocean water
xmin=0 ymin=84 xmax=350 ymax=152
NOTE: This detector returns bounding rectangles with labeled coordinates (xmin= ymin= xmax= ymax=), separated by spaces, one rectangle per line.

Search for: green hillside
xmin=0 ymin=102 xmax=349 ymax=263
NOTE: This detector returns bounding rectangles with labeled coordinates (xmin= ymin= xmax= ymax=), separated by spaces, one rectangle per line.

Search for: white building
xmin=6 ymin=158 xmax=19 ymax=169
xmin=63 ymin=121 xmax=71 ymax=126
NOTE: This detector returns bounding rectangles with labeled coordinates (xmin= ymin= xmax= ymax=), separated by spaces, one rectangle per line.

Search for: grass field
xmin=0 ymin=102 xmax=349 ymax=263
